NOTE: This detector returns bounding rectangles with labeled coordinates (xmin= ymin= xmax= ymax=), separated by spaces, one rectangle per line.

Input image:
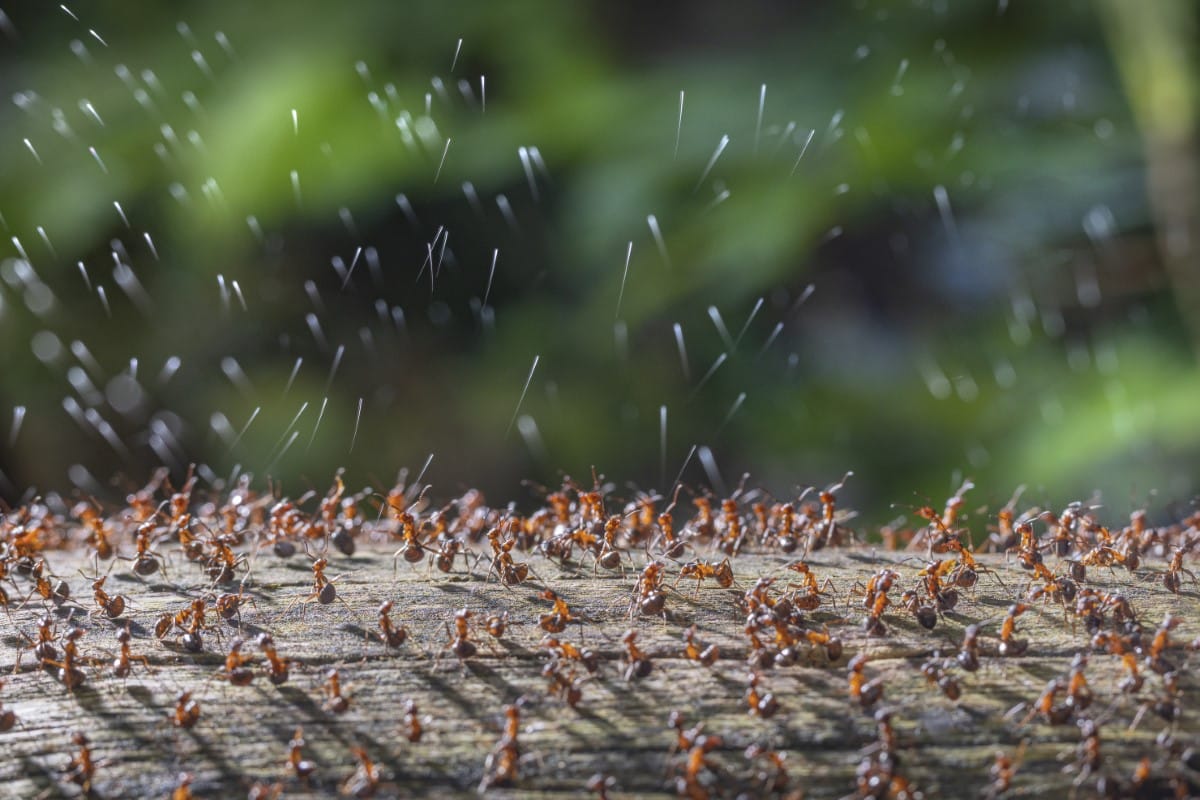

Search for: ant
xmin=1159 ymin=546 xmax=1197 ymax=594
xmin=288 ymin=727 xmax=316 ymax=781
xmin=47 ymin=626 xmax=86 ymax=691
xmin=622 ymin=629 xmax=653 ymax=680
xmin=744 ymin=745 xmax=792 ymax=796
xmin=486 ymin=611 xmax=509 ymax=638
xmin=784 ymin=560 xmax=836 ymax=611
xmin=676 ymin=558 xmax=735 ymax=595
xmin=804 ymin=627 xmax=844 ymax=662
xmin=629 ymin=560 xmax=667 ymax=618
xmin=442 ymin=607 xmax=479 ymax=662
xmin=172 ymin=772 xmax=196 ymax=800
xmin=253 ymin=633 xmax=290 ymax=686
xmin=322 ymin=668 xmax=351 ymax=714
xmin=64 ymin=731 xmax=97 ymax=794
xmin=1144 ymin=613 xmax=1181 ymax=675
xmin=155 ymin=598 xmax=215 ymax=652
xmin=111 ymin=625 xmax=151 ymax=678
xmin=342 ymin=746 xmax=380 ymax=798
xmin=390 ymin=506 xmax=430 ymax=569
xmin=587 ymin=773 xmax=617 ymax=799
xmin=0 ymin=680 xmax=17 ymax=731
xmin=675 ymin=730 xmax=723 ymax=800
xmin=375 ymin=601 xmax=408 ymax=648
xmin=900 ymin=589 xmax=938 ymax=630
xmin=745 ymin=671 xmax=780 ymax=718
xmin=997 ymin=603 xmax=1030 ymax=657
xmin=479 ymin=703 xmax=522 ymax=791
xmin=17 ymin=613 xmax=60 ymax=669
xmin=538 ymin=589 xmax=575 ymax=633
xmin=984 ymin=741 xmax=1025 ymax=800
xmin=127 ymin=520 xmax=168 ymax=577
xmin=542 ymin=658 xmax=585 ymax=708
xmin=172 ymin=691 xmax=201 ymax=729
xmin=221 ymin=638 xmax=255 ymax=686
xmin=916 ymin=559 xmax=959 ymax=613
xmin=956 ymin=625 xmax=981 ymax=672
xmin=682 ymin=625 xmax=719 ymax=667
xmin=847 ymin=653 xmax=883 ymax=709
xmin=86 ymin=574 xmax=127 ymax=619
xmin=402 ymin=699 xmax=423 ymax=742
xmin=808 ymin=471 xmax=854 ymax=554
xmin=213 ymin=582 xmax=256 ymax=628
xmin=485 ymin=525 xmax=533 ymax=586
xmin=920 ymin=654 xmax=961 ymax=701
xmin=857 ymin=568 xmax=900 ymax=636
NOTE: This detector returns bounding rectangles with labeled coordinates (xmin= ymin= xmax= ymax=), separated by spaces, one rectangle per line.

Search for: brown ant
xmin=64 ymin=731 xmax=97 ymax=794
xmin=675 ymin=729 xmax=723 ymax=800
xmin=322 ymin=668 xmax=351 ymax=713
xmin=784 ymin=560 xmax=836 ymax=611
xmin=172 ymin=691 xmax=201 ymax=729
xmin=213 ymin=582 xmax=255 ymax=627
xmin=111 ymin=625 xmax=151 ymax=678
xmin=341 ymin=746 xmax=380 ymax=798
xmin=257 ymin=633 xmax=291 ymax=684
xmin=956 ymin=624 xmax=981 ymax=672
xmin=984 ymin=741 xmax=1026 ymax=800
xmin=221 ymin=638 xmax=255 ymax=686
xmin=997 ymin=603 xmax=1030 ymax=657
xmin=288 ymin=727 xmax=316 ymax=781
xmin=1159 ymin=546 xmax=1197 ymax=594
xmin=847 ymin=653 xmax=883 ymax=709
xmin=629 ymin=560 xmax=667 ymax=618
xmin=127 ymin=520 xmax=168 ymax=577
xmin=676 ymin=557 xmax=735 ymax=595
xmin=622 ymin=629 xmax=653 ymax=680
xmin=920 ymin=654 xmax=961 ymax=701
xmin=682 ymin=625 xmax=719 ymax=667
xmin=442 ymin=607 xmax=479 ymax=662
xmin=403 ymin=699 xmax=423 ymax=742
xmin=538 ymin=589 xmax=575 ymax=633
xmin=0 ymin=680 xmax=18 ymax=731
xmin=46 ymin=625 xmax=86 ymax=691
xmin=745 ymin=671 xmax=780 ymax=718
xmin=587 ymin=773 xmax=617 ymax=799
xmin=486 ymin=611 xmax=509 ymax=638
xmin=155 ymin=598 xmax=215 ymax=652
xmin=900 ymin=589 xmax=938 ymax=630
xmin=375 ymin=601 xmax=408 ymax=647
xmin=744 ymin=744 xmax=792 ymax=796
xmin=172 ymin=772 xmax=196 ymax=800
xmin=857 ymin=568 xmax=900 ymax=636
xmin=479 ymin=703 xmax=522 ymax=791
xmin=85 ymin=574 xmax=126 ymax=619
xmin=485 ymin=525 xmax=533 ymax=586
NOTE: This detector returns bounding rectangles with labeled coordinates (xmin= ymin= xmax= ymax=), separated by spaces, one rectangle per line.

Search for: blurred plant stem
xmin=1100 ymin=0 xmax=1200 ymax=358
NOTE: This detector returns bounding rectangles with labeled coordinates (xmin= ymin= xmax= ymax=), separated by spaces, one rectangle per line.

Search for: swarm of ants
xmin=2 ymin=467 xmax=1200 ymax=798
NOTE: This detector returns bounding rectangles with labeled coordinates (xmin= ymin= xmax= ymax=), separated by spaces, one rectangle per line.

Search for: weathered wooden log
xmin=1 ymin=547 xmax=1197 ymax=799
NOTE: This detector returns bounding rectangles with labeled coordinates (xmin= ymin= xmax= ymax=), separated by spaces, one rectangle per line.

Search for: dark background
xmin=0 ymin=0 xmax=1197 ymax=523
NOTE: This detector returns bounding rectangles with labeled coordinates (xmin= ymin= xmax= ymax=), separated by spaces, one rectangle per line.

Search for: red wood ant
xmin=288 ymin=727 xmax=316 ymax=781
xmin=375 ymin=600 xmax=408 ymax=647
xmin=403 ymin=699 xmax=423 ymax=742
xmin=172 ymin=691 xmax=201 ymax=729
xmin=676 ymin=558 xmax=735 ymax=595
xmin=479 ymin=703 xmax=522 ymax=791
xmin=622 ymin=629 xmax=653 ymax=680
xmin=629 ymin=560 xmax=667 ymax=618
xmin=683 ymin=625 xmax=719 ymax=667
xmin=87 ymin=574 xmax=127 ymax=619
xmin=745 ymin=671 xmax=780 ymax=718
xmin=323 ymin=668 xmax=351 ymax=713
xmin=222 ymin=638 xmax=255 ymax=686
xmin=0 ymin=680 xmax=17 ymax=731
xmin=257 ymin=633 xmax=291 ymax=684
xmin=342 ymin=746 xmax=380 ymax=798
xmin=538 ymin=589 xmax=575 ymax=633
xmin=64 ymin=731 xmax=97 ymax=794
xmin=111 ymin=625 xmax=151 ymax=678
xmin=847 ymin=653 xmax=883 ymax=709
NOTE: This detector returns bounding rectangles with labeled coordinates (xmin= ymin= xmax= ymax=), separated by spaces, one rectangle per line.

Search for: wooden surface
xmin=2 ymin=545 xmax=1199 ymax=799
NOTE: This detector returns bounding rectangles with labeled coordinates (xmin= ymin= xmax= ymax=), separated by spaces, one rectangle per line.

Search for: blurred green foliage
xmin=0 ymin=0 xmax=1197 ymax=522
